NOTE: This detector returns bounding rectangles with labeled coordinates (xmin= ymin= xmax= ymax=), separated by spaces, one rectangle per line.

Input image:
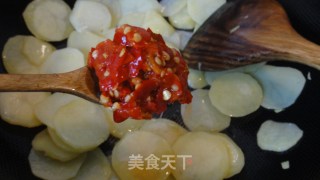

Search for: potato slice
xmin=22 ymin=36 xmax=55 ymax=66
xmin=252 ymin=65 xmax=306 ymax=110
xmin=104 ymin=108 xmax=147 ymax=138
xmin=53 ymin=99 xmax=109 ymax=152
xmin=187 ymin=0 xmax=226 ymax=24
xmin=209 ymin=72 xmax=263 ymax=117
xmin=140 ymin=118 xmax=187 ymax=145
xmin=34 ymin=93 xmax=81 ymax=127
xmin=73 ymin=148 xmax=112 ymax=180
xmin=213 ymin=133 xmax=245 ymax=178
xmin=257 ymin=120 xmax=303 ymax=152
xmin=0 ymin=92 xmax=49 ymax=128
xmin=119 ymin=0 xmax=161 ymax=16
xmin=176 ymin=30 xmax=193 ymax=50
xmin=32 ymin=129 xmax=80 ymax=162
xmin=29 ymin=148 xmax=86 ymax=180
xmin=160 ymin=0 xmax=187 ymax=17
xmin=112 ymin=131 xmax=173 ymax=180
xmin=23 ymin=0 xmax=73 ymax=41
xmin=40 ymin=47 xmax=85 ymax=74
xmin=2 ymin=35 xmax=39 ymax=74
xmin=172 ymin=131 xmax=230 ymax=180
xmin=118 ymin=12 xmax=146 ymax=27
xmin=70 ymin=0 xmax=112 ymax=36
xmin=48 ymin=128 xmax=82 ymax=153
xmin=143 ymin=10 xmax=175 ymax=37
xmin=169 ymin=7 xmax=195 ymax=30
xmin=181 ymin=89 xmax=231 ymax=132
xmin=67 ymin=31 xmax=105 ymax=58
xmin=187 ymin=68 xmax=208 ymax=89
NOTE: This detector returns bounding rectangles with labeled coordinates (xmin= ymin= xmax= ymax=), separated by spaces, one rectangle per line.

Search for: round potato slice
xmin=209 ymin=72 xmax=263 ymax=117
xmin=181 ymin=89 xmax=231 ymax=132
xmin=119 ymin=0 xmax=161 ymax=16
xmin=23 ymin=0 xmax=73 ymax=41
xmin=48 ymin=128 xmax=82 ymax=153
xmin=53 ymin=99 xmax=109 ymax=152
xmin=40 ymin=47 xmax=85 ymax=74
xmin=187 ymin=0 xmax=226 ymax=24
xmin=160 ymin=0 xmax=187 ymax=17
xmin=2 ymin=35 xmax=39 ymax=74
xmin=169 ymin=7 xmax=195 ymax=30
xmin=140 ymin=118 xmax=188 ymax=145
xmin=143 ymin=10 xmax=175 ymax=38
xmin=29 ymin=148 xmax=86 ymax=180
xmin=32 ymin=129 xmax=80 ymax=162
xmin=72 ymin=148 xmax=112 ymax=180
xmin=0 ymin=92 xmax=49 ymax=128
xmin=112 ymin=131 xmax=173 ymax=180
xmin=172 ymin=131 xmax=230 ymax=180
xmin=34 ymin=93 xmax=81 ymax=128
xmin=187 ymin=68 xmax=208 ymax=89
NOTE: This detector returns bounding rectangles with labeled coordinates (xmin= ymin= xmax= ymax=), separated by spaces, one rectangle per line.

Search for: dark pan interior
xmin=1 ymin=0 xmax=320 ymax=179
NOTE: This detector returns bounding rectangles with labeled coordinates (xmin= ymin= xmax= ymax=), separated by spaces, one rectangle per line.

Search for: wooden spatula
xmin=0 ymin=67 xmax=101 ymax=104
xmin=182 ymin=0 xmax=320 ymax=71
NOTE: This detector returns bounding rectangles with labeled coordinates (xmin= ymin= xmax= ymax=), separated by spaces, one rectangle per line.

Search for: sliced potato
xmin=181 ymin=89 xmax=231 ymax=132
xmin=163 ymin=31 xmax=181 ymax=51
xmin=213 ymin=133 xmax=244 ymax=178
xmin=140 ymin=118 xmax=188 ymax=145
xmin=112 ymin=131 xmax=173 ymax=180
xmin=73 ymin=148 xmax=112 ymax=180
xmin=172 ymin=131 xmax=230 ymax=180
xmin=70 ymin=0 xmax=111 ymax=36
xmin=22 ymin=36 xmax=55 ymax=66
xmin=187 ymin=68 xmax=208 ymax=89
xmin=48 ymin=128 xmax=82 ymax=153
xmin=143 ymin=10 xmax=175 ymax=38
xmin=29 ymin=148 xmax=86 ymax=180
xmin=67 ymin=31 xmax=105 ymax=58
xmin=118 ymin=12 xmax=146 ymax=27
xmin=0 ymin=92 xmax=49 ymax=128
xmin=2 ymin=35 xmax=39 ymax=74
xmin=257 ymin=120 xmax=303 ymax=152
xmin=53 ymin=99 xmax=109 ymax=152
xmin=23 ymin=0 xmax=73 ymax=41
xmin=40 ymin=47 xmax=85 ymax=74
xmin=252 ymin=65 xmax=306 ymax=110
xmin=119 ymin=0 xmax=161 ymax=16
xmin=32 ymin=129 xmax=80 ymax=162
xmin=187 ymin=0 xmax=226 ymax=24
xmin=34 ymin=93 xmax=81 ymax=127
xmin=209 ymin=72 xmax=263 ymax=117
xmin=176 ymin=30 xmax=193 ymax=50
xmin=160 ymin=0 xmax=187 ymax=17
xmin=104 ymin=108 xmax=147 ymax=138
xmin=169 ymin=7 xmax=195 ymax=30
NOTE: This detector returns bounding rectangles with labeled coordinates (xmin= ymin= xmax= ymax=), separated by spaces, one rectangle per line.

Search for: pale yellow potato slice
xmin=32 ymin=129 xmax=80 ymax=162
xmin=181 ymin=89 xmax=231 ymax=132
xmin=0 ymin=92 xmax=49 ymax=128
xmin=112 ymin=131 xmax=173 ymax=180
xmin=209 ymin=72 xmax=263 ymax=117
xmin=169 ymin=7 xmax=195 ymax=30
xmin=70 ymin=0 xmax=112 ymax=36
xmin=53 ymin=99 xmax=110 ymax=152
xmin=187 ymin=68 xmax=208 ymax=89
xmin=140 ymin=118 xmax=188 ymax=145
xmin=29 ymin=148 xmax=86 ymax=180
xmin=160 ymin=0 xmax=187 ymax=17
xmin=176 ymin=30 xmax=193 ymax=50
xmin=2 ymin=35 xmax=39 ymax=74
xmin=48 ymin=128 xmax=82 ymax=153
xmin=143 ymin=10 xmax=175 ymax=37
xmin=34 ymin=93 xmax=81 ymax=128
xmin=72 ymin=148 xmax=112 ymax=180
xmin=22 ymin=36 xmax=55 ymax=66
xmin=104 ymin=108 xmax=147 ymax=138
xmin=23 ymin=0 xmax=73 ymax=41
xmin=67 ymin=31 xmax=105 ymax=58
xmin=172 ymin=131 xmax=230 ymax=180
xmin=213 ymin=133 xmax=245 ymax=178
xmin=118 ymin=12 xmax=146 ymax=27
xmin=40 ymin=47 xmax=85 ymax=74
xmin=119 ymin=0 xmax=161 ymax=16
xmin=257 ymin=120 xmax=303 ymax=152
xmin=187 ymin=0 xmax=226 ymax=24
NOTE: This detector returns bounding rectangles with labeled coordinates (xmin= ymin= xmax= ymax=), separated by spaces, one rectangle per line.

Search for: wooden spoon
xmin=0 ymin=67 xmax=101 ymax=104
xmin=182 ymin=0 xmax=320 ymax=71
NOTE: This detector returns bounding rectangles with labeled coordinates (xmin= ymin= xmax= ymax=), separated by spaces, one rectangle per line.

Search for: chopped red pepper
xmin=88 ymin=24 xmax=192 ymax=122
